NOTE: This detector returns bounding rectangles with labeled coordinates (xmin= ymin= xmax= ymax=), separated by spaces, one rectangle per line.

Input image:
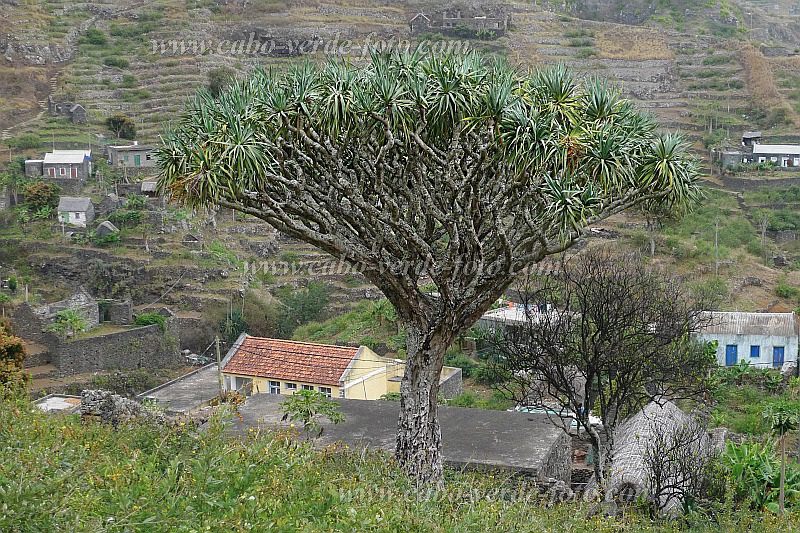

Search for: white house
xmin=750 ymin=143 xmax=800 ymax=168
xmin=57 ymin=197 xmax=95 ymax=228
xmin=695 ymin=311 xmax=798 ymax=368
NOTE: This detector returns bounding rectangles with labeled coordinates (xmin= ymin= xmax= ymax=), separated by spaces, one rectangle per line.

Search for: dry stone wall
xmin=56 ymin=322 xmax=181 ymax=375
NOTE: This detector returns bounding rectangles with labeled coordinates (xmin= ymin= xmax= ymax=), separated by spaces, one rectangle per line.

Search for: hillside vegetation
xmin=2 ymin=394 xmax=799 ymax=532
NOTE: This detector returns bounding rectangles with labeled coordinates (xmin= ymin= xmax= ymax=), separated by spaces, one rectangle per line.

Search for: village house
xmin=57 ymin=197 xmax=95 ymax=228
xmin=720 ymin=133 xmax=800 ymax=169
xmin=749 ymin=143 xmax=800 ymax=167
xmin=695 ymin=311 xmax=798 ymax=368
xmin=221 ymin=334 xmax=461 ymax=400
xmin=25 ymin=149 xmax=92 ymax=181
xmin=107 ymin=141 xmax=156 ymax=170
xmin=409 ymin=9 xmax=509 ymax=36
xmin=48 ymin=96 xmax=87 ymax=124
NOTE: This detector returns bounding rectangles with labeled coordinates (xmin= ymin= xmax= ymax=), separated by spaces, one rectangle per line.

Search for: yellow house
xmin=221 ymin=334 xmax=394 ymax=400
xmin=221 ymin=334 xmax=463 ymax=400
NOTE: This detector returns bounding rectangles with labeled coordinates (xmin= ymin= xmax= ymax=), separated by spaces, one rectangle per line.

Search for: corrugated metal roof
xmin=699 ymin=311 xmax=797 ymax=337
xmin=57 ymin=197 xmax=92 ymax=212
xmin=752 ymin=143 xmax=800 ymax=156
xmin=44 ymin=152 xmax=86 ymax=164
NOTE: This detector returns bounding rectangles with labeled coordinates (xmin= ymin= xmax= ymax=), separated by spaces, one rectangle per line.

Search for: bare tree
xmin=156 ymin=53 xmax=702 ymax=485
xmin=644 ymin=414 xmax=715 ymax=515
xmin=486 ymin=250 xmax=716 ymax=489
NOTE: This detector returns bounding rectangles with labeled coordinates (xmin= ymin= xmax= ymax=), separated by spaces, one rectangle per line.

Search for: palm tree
xmin=156 ymin=52 xmax=702 ymax=485
xmin=764 ymin=401 xmax=800 ymax=515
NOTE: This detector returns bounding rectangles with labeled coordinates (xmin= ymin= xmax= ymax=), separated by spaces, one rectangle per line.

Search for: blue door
xmin=773 ymin=347 xmax=785 ymax=368
xmin=725 ymin=345 xmax=738 ymax=366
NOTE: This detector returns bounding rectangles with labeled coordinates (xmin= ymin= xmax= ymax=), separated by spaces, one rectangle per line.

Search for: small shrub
xmin=133 ymin=312 xmax=167 ymax=332
xmin=280 ymin=389 xmax=344 ymax=439
xmin=80 ymin=28 xmax=107 ymax=45
xmin=103 ymin=57 xmax=130 ymax=69
xmin=567 ymin=37 xmax=594 ymax=47
xmin=6 ymin=134 xmax=42 ymax=149
xmin=575 ymin=48 xmax=598 ymax=59
xmin=776 ymin=283 xmax=799 ymax=299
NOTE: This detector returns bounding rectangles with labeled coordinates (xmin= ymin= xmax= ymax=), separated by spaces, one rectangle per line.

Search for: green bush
xmin=80 ymin=28 xmax=108 ymax=45
xmin=575 ymin=48 xmax=598 ymax=59
xmin=6 ymin=134 xmax=42 ymax=149
xmin=776 ymin=283 xmax=799 ymax=299
xmin=567 ymin=37 xmax=594 ymax=47
xmin=444 ymin=352 xmax=478 ymax=378
xmin=91 ymin=231 xmax=120 ymax=247
xmin=702 ymin=55 xmax=732 ymax=65
xmin=103 ymin=56 xmax=130 ymax=69
xmin=133 ymin=312 xmax=167 ymax=332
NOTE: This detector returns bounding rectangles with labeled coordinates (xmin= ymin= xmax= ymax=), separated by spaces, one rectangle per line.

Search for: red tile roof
xmin=223 ymin=336 xmax=359 ymax=386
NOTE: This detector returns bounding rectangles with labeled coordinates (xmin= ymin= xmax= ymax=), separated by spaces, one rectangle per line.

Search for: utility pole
xmin=761 ymin=214 xmax=769 ymax=266
xmin=215 ymin=336 xmax=224 ymax=394
xmin=714 ymin=218 xmax=720 ymax=274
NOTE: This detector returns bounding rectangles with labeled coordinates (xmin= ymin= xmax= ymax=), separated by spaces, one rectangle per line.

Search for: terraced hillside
xmin=5 ymin=0 xmax=800 ymax=331
xmin=2 ymin=0 xmax=800 ymax=152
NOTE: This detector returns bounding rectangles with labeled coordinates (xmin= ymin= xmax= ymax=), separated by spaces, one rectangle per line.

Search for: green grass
xmin=293 ymin=300 xmax=405 ymax=352
xmin=711 ymin=367 xmax=799 ymax=435
xmin=662 ymin=188 xmax=758 ymax=264
xmin=2 ymin=394 xmax=800 ymax=531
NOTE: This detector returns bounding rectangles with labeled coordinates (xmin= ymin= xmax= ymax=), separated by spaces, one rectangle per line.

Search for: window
xmin=75 ymin=212 xmax=82 ymax=220
xmin=750 ymin=345 xmax=760 ymax=359
xmin=758 ymin=157 xmax=766 ymax=163
xmin=48 ymin=167 xmax=55 ymax=177
xmin=318 ymin=386 xmax=332 ymax=398
xmin=269 ymin=380 xmax=280 ymax=394
xmin=146 ymin=153 xmax=152 ymax=161
xmin=59 ymin=167 xmax=66 ymax=176
xmin=71 ymin=167 xmax=78 ymax=178
xmin=301 ymin=384 xmax=314 ymax=391
xmin=285 ymin=382 xmax=297 ymax=393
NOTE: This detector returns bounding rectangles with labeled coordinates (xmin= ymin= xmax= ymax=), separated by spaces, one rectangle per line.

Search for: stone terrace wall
xmin=55 ymin=322 xmax=181 ymax=375
xmin=11 ymin=303 xmax=60 ymax=367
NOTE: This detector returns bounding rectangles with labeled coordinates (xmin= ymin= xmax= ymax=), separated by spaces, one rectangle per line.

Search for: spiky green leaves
xmin=156 ymin=52 xmax=701 ymax=243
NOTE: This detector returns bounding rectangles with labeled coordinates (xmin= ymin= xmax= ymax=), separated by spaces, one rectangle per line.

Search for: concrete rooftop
xmin=137 ymin=363 xmax=222 ymax=414
xmin=34 ymin=394 xmax=81 ymax=413
xmin=230 ymin=394 xmax=569 ymax=478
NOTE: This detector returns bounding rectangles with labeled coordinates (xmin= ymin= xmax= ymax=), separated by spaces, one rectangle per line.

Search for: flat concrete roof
xmin=231 ymin=394 xmax=566 ymax=476
xmin=35 ymin=394 xmax=81 ymax=413
xmin=137 ymin=364 xmax=222 ymax=414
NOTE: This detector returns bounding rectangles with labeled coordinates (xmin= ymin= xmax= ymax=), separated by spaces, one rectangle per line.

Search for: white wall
xmin=695 ymin=332 xmax=797 ymax=368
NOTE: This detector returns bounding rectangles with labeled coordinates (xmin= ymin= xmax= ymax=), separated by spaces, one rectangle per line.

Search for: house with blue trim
xmin=695 ymin=311 xmax=798 ymax=369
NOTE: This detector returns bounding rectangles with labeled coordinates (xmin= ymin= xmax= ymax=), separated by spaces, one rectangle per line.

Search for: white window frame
xmin=59 ymin=166 xmax=66 ymax=176
xmin=285 ymin=382 xmax=297 ymax=393
xmin=268 ymin=380 xmax=281 ymax=394
xmin=318 ymin=386 xmax=332 ymax=398
xmin=301 ymin=384 xmax=314 ymax=391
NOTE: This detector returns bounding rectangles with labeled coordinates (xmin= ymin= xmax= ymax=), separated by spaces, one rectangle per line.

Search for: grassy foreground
xmin=0 ymin=396 xmax=798 ymax=532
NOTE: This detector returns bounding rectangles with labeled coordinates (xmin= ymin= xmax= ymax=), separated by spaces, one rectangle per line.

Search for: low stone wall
xmin=721 ymin=175 xmax=800 ymax=191
xmin=439 ymin=367 xmax=463 ymax=399
xmin=55 ymin=322 xmax=181 ymax=375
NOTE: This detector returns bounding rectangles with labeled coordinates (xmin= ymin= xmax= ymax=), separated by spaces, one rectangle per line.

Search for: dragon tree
xmin=156 ymin=52 xmax=701 ymax=486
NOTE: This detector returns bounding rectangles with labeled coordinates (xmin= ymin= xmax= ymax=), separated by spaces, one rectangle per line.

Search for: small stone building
xmin=57 ymin=197 xmax=95 ymax=228
xmin=48 ymin=96 xmax=87 ymax=124
xmin=34 ymin=287 xmax=100 ymax=330
xmin=107 ymin=142 xmax=156 ymax=169
xmin=26 ymin=149 xmax=92 ymax=181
